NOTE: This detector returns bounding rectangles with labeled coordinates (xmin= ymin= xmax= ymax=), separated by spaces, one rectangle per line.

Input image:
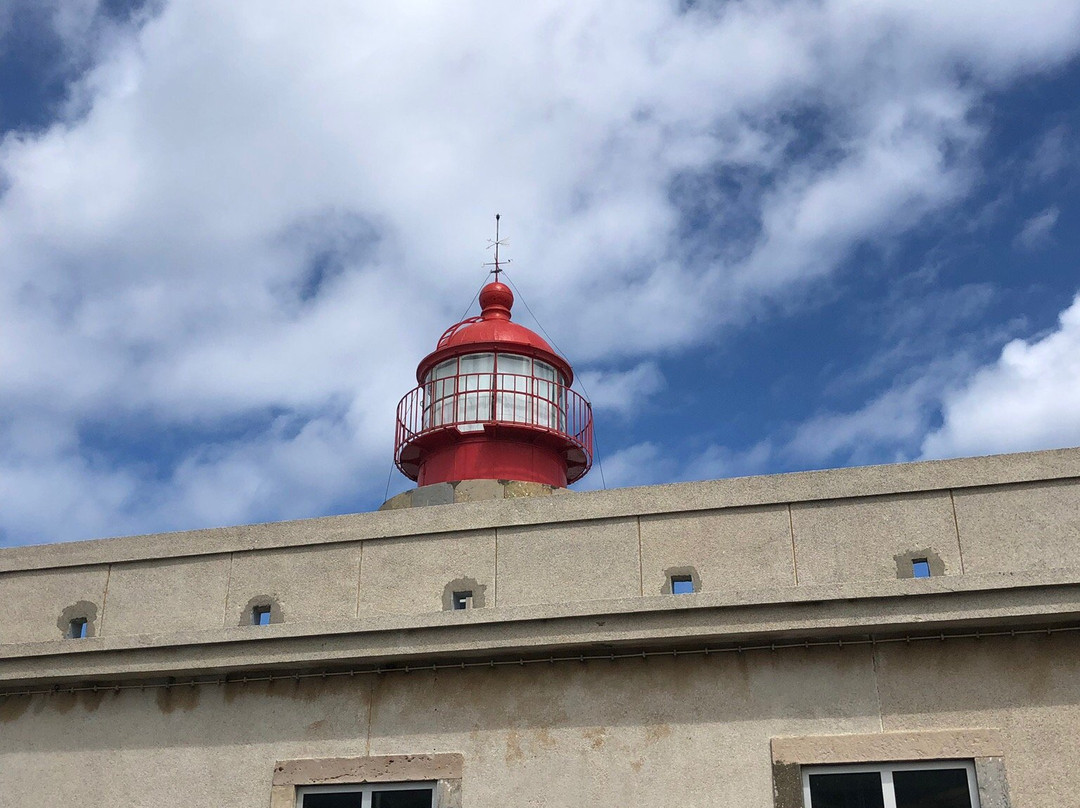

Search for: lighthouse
xmin=393 ymin=251 xmax=592 ymax=497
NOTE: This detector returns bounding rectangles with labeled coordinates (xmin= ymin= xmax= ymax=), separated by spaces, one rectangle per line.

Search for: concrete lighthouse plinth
xmin=379 ymin=477 xmax=572 ymax=510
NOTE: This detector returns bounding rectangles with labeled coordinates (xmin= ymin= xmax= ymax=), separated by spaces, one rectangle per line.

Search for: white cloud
xmin=1027 ymin=125 xmax=1072 ymax=183
xmin=922 ymin=294 xmax=1080 ymax=459
xmin=2 ymin=0 xmax=1080 ymax=542
xmin=749 ymin=293 xmax=1080 ymax=470
xmin=587 ymin=441 xmax=669 ymax=490
xmin=584 ymin=438 xmax=774 ymax=490
xmin=783 ymin=362 xmax=966 ymax=467
xmin=576 ymin=362 xmax=665 ymax=418
xmin=1014 ymin=207 xmax=1060 ymax=250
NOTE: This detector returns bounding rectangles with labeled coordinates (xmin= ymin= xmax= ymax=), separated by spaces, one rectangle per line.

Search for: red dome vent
xmin=394 ymin=279 xmax=593 ymax=488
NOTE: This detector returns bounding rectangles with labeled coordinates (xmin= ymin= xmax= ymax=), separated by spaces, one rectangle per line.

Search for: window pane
xmin=533 ymin=360 xmax=556 ymax=381
xmin=429 ymin=359 xmax=457 ymax=380
xmin=893 ymin=768 xmax=973 ymax=808
xmin=533 ymin=361 xmax=562 ymax=429
xmin=457 ymin=354 xmax=493 ymax=423
xmin=671 ymin=577 xmax=694 ymax=594
xmin=371 ymin=788 xmax=433 ymax=808
xmin=809 ymin=772 xmax=885 ymax=808
xmin=459 ymin=353 xmax=494 ymax=373
xmin=301 ymin=793 xmax=363 ymax=808
xmin=497 ymin=353 xmax=531 ymax=375
xmin=495 ymin=354 xmax=529 ymax=423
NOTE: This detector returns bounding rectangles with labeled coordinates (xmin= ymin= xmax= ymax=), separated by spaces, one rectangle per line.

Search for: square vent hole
xmin=252 ymin=605 xmax=272 ymax=626
xmin=671 ymin=575 xmax=695 ymax=595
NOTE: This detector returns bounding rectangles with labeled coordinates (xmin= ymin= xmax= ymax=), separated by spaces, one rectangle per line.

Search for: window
xmin=424 ymin=353 xmax=494 ymax=430
xmin=670 ymin=575 xmax=695 ymax=595
xmin=68 ymin=617 xmax=88 ymax=639
xmin=297 ymin=782 xmax=435 ymax=808
xmin=252 ymin=605 xmax=272 ymax=626
xmin=422 ymin=352 xmax=567 ymax=432
xmin=451 ymin=590 xmax=473 ymax=610
xmin=912 ymin=558 xmax=931 ymax=579
xmin=804 ymin=761 xmax=980 ymax=808
xmin=272 ymin=753 xmax=460 ymax=808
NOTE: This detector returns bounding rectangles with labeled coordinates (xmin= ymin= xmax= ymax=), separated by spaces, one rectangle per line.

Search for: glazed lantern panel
xmin=422 ymin=353 xmax=567 ymax=431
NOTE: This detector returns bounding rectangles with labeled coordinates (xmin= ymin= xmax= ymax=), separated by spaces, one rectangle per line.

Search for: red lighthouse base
xmin=414 ymin=426 xmax=571 ymax=488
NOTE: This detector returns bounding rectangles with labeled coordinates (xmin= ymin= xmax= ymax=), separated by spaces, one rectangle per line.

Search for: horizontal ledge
xmin=3 ymin=626 xmax=1079 ymax=699
xmin=3 ymin=568 xmax=1079 ymax=660
xmin=2 ymin=575 xmax=1079 ymax=688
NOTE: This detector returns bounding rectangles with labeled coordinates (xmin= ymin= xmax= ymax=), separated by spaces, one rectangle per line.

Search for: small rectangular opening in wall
xmin=912 ymin=558 xmax=931 ymax=579
xmin=452 ymin=591 xmax=473 ymax=610
xmin=68 ymin=618 xmax=88 ymax=639
xmin=252 ymin=605 xmax=272 ymax=626
xmin=671 ymin=575 xmax=694 ymax=595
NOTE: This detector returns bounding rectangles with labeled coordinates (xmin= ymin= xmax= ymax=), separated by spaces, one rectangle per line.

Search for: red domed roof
xmin=416 ymin=281 xmax=573 ymax=383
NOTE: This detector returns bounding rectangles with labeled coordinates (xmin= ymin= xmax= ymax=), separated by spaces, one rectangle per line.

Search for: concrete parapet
xmin=0 ymin=447 xmax=1077 ymax=650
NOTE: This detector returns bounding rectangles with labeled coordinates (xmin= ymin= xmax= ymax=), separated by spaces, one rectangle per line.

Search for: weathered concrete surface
xmin=99 ymin=555 xmax=231 ymax=637
xmin=0 ymin=673 xmax=374 ymax=807
xmin=0 ymin=565 xmax=108 ymax=644
xmin=379 ymin=479 xmax=558 ymax=511
xmin=0 ymin=635 xmax=1067 ymax=807
xmin=791 ymin=491 xmax=962 ymax=585
xmin=975 ymin=758 xmax=1013 ymax=808
xmin=0 ymin=447 xmax=1077 ymax=805
xmin=274 ymin=752 xmax=463 ymax=785
xmin=495 ymin=518 xmax=640 ymax=606
xmin=953 ymin=478 xmax=1080 ymax=575
xmin=364 ymin=645 xmax=882 ymax=808
xmin=358 ymin=530 xmax=495 ymax=616
xmin=226 ymin=543 xmax=362 ymax=626
xmin=771 ymin=728 xmax=1004 ymax=764
xmin=4 ymin=571 xmax=1079 ymax=688
xmin=3 ymin=447 xmax=1077 ymax=573
xmin=876 ymin=631 xmax=1080 ymax=808
xmin=640 ymin=505 xmax=795 ymax=595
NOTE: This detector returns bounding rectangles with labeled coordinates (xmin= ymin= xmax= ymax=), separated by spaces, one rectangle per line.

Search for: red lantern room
xmin=394 ymin=279 xmax=593 ymax=489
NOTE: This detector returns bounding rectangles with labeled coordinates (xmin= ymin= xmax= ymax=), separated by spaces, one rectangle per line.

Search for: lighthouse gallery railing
xmin=395 ymin=370 xmax=593 ymax=465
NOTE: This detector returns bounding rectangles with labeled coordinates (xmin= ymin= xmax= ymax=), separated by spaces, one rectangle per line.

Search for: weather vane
xmin=483 ymin=213 xmax=510 ymax=280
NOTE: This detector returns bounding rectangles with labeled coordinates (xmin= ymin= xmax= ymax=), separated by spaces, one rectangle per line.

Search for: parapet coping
xmin=1 ymin=446 xmax=1078 ymax=573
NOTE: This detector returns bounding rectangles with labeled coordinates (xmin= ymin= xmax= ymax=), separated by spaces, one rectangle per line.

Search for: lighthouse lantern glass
xmin=423 ymin=352 xmax=567 ymax=432
xmin=458 ymin=353 xmax=494 ymax=426
xmin=495 ymin=353 xmax=530 ymax=425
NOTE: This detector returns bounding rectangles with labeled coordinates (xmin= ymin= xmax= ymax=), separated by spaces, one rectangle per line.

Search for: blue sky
xmin=1 ymin=0 xmax=1079 ymax=546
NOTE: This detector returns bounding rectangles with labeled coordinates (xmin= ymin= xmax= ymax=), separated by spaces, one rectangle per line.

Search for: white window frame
xmin=803 ymin=760 xmax=981 ymax=808
xmin=297 ymin=781 xmax=436 ymax=808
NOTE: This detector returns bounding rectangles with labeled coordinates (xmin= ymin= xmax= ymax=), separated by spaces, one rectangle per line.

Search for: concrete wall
xmin=1 ymin=449 xmax=1079 ymax=806
xmin=0 ymin=631 xmax=1076 ymax=807
xmin=1 ymin=450 xmax=1077 ymax=644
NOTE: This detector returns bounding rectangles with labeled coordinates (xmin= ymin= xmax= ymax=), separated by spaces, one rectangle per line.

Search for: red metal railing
xmin=395 ymin=371 xmax=593 ymax=480
xmin=436 ymin=317 xmax=482 ymax=350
